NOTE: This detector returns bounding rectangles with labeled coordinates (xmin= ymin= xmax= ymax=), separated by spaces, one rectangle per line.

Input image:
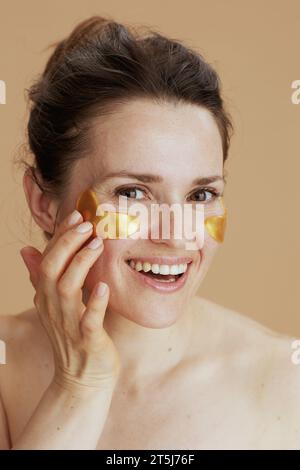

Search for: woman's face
xmin=58 ymin=99 xmax=225 ymax=328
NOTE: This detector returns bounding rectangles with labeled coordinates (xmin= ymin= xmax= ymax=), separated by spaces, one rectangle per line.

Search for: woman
xmin=0 ymin=15 xmax=299 ymax=450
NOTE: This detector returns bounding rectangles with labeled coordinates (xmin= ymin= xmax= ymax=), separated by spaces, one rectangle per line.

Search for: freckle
xmin=57 ymin=426 xmax=60 ymax=430
xmin=186 ymin=413 xmax=191 ymax=419
xmin=168 ymin=347 xmax=172 ymax=352
xmin=277 ymin=416 xmax=281 ymax=421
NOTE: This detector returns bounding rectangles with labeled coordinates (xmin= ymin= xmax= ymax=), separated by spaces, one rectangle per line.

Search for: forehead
xmin=79 ymin=99 xmax=223 ymax=185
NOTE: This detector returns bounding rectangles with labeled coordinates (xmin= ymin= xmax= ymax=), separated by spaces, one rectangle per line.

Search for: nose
xmin=149 ymin=206 xmax=195 ymax=250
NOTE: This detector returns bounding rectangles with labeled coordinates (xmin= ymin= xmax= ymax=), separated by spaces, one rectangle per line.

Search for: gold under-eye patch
xmin=76 ymin=189 xmax=140 ymax=239
xmin=76 ymin=189 xmax=227 ymax=242
xmin=204 ymin=196 xmax=227 ymax=243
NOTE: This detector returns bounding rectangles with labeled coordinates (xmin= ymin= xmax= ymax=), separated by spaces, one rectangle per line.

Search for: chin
xmin=117 ymin=309 xmax=181 ymax=329
xmin=104 ymin=291 xmax=183 ymax=328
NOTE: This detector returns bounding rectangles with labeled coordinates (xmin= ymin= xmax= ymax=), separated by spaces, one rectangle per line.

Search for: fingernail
xmin=87 ymin=237 xmax=103 ymax=250
xmin=96 ymin=282 xmax=107 ymax=297
xmin=75 ymin=221 xmax=93 ymax=233
xmin=68 ymin=210 xmax=83 ymax=226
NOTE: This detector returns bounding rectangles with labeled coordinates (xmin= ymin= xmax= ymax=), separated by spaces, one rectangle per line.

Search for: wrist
xmin=50 ymin=373 xmax=116 ymax=401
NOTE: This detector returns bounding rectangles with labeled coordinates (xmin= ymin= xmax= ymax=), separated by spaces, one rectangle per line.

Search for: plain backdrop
xmin=0 ymin=0 xmax=299 ymax=336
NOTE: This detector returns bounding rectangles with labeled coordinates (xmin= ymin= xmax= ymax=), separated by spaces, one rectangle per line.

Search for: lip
xmin=124 ymin=259 xmax=192 ymax=293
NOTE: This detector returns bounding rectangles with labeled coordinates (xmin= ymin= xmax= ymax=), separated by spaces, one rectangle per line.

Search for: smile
xmin=125 ymin=257 xmax=193 ymax=293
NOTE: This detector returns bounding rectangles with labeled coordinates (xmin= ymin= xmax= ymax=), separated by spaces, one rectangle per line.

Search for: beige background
xmin=0 ymin=0 xmax=299 ymax=336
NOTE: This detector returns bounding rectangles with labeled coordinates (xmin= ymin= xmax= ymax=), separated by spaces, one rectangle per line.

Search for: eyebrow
xmin=95 ymin=171 xmax=225 ymax=186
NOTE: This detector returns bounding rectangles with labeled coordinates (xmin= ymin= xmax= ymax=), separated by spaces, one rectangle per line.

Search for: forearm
xmin=11 ymin=380 xmax=114 ymax=450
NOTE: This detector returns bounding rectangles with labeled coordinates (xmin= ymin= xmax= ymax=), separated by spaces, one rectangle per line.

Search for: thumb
xmin=19 ymin=246 xmax=43 ymax=289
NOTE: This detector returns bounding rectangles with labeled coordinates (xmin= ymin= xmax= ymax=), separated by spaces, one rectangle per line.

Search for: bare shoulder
xmin=195 ymin=296 xmax=300 ymax=445
xmin=196 ymin=295 xmax=296 ymax=351
xmin=0 ymin=308 xmax=51 ymax=385
xmin=0 ymin=308 xmax=44 ymax=349
xmin=197 ymin=295 xmax=299 ymax=375
xmin=0 ymin=309 xmax=54 ymax=446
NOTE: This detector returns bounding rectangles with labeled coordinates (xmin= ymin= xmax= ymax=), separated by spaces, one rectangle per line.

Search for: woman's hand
xmin=19 ymin=209 xmax=121 ymax=395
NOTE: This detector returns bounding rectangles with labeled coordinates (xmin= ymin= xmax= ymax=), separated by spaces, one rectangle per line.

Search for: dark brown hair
xmin=19 ymin=15 xmax=233 ymax=238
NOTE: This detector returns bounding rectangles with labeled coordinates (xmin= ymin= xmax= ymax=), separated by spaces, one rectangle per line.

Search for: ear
xmin=23 ymin=168 xmax=59 ymax=236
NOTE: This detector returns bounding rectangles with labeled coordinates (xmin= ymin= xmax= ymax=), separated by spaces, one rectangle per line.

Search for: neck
xmin=81 ymin=288 xmax=201 ymax=393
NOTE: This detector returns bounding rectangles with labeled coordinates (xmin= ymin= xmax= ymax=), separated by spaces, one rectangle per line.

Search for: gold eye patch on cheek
xmin=204 ymin=197 xmax=227 ymax=243
xmin=76 ymin=189 xmax=140 ymax=239
xmin=76 ymin=189 xmax=227 ymax=243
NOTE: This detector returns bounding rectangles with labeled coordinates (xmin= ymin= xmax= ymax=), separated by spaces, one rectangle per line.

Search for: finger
xmin=20 ymin=246 xmax=43 ymax=290
xmin=20 ymin=246 xmax=62 ymax=330
xmin=43 ymin=209 xmax=84 ymax=257
xmin=57 ymin=237 xmax=104 ymax=335
xmin=58 ymin=237 xmax=104 ymax=298
xmin=39 ymin=221 xmax=95 ymax=296
xmin=80 ymin=281 xmax=109 ymax=341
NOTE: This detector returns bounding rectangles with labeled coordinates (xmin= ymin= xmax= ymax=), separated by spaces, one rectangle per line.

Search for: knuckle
xmin=39 ymin=258 xmax=56 ymax=281
xmin=81 ymin=310 xmax=103 ymax=336
xmin=57 ymin=278 xmax=74 ymax=298
xmin=59 ymin=233 xmax=74 ymax=250
xmin=82 ymin=319 xmax=96 ymax=335
xmin=74 ymin=250 xmax=91 ymax=265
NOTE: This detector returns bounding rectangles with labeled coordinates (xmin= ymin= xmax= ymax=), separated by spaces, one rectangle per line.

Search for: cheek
xmin=83 ymin=239 xmax=131 ymax=291
xmin=198 ymin=236 xmax=220 ymax=278
xmin=203 ymin=232 xmax=220 ymax=258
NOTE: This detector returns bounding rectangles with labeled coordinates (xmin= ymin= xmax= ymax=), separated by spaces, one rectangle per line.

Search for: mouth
xmin=124 ymin=258 xmax=193 ymax=293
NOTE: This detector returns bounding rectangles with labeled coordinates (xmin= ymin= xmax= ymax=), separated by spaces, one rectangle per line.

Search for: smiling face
xmin=57 ymin=98 xmax=226 ymax=328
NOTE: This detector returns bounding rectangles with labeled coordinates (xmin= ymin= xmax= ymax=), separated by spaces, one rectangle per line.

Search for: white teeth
xmin=135 ymin=261 xmax=143 ymax=271
xmin=159 ymin=265 xmax=170 ymax=275
xmin=151 ymin=264 xmax=160 ymax=274
xmin=142 ymin=262 xmax=151 ymax=272
xmin=179 ymin=263 xmax=188 ymax=274
xmin=170 ymin=265 xmax=179 ymax=275
xmin=128 ymin=260 xmax=189 ymax=275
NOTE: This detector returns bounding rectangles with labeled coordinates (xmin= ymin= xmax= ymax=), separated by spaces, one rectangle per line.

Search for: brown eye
xmin=190 ymin=189 xmax=217 ymax=202
xmin=116 ymin=187 xmax=145 ymax=200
